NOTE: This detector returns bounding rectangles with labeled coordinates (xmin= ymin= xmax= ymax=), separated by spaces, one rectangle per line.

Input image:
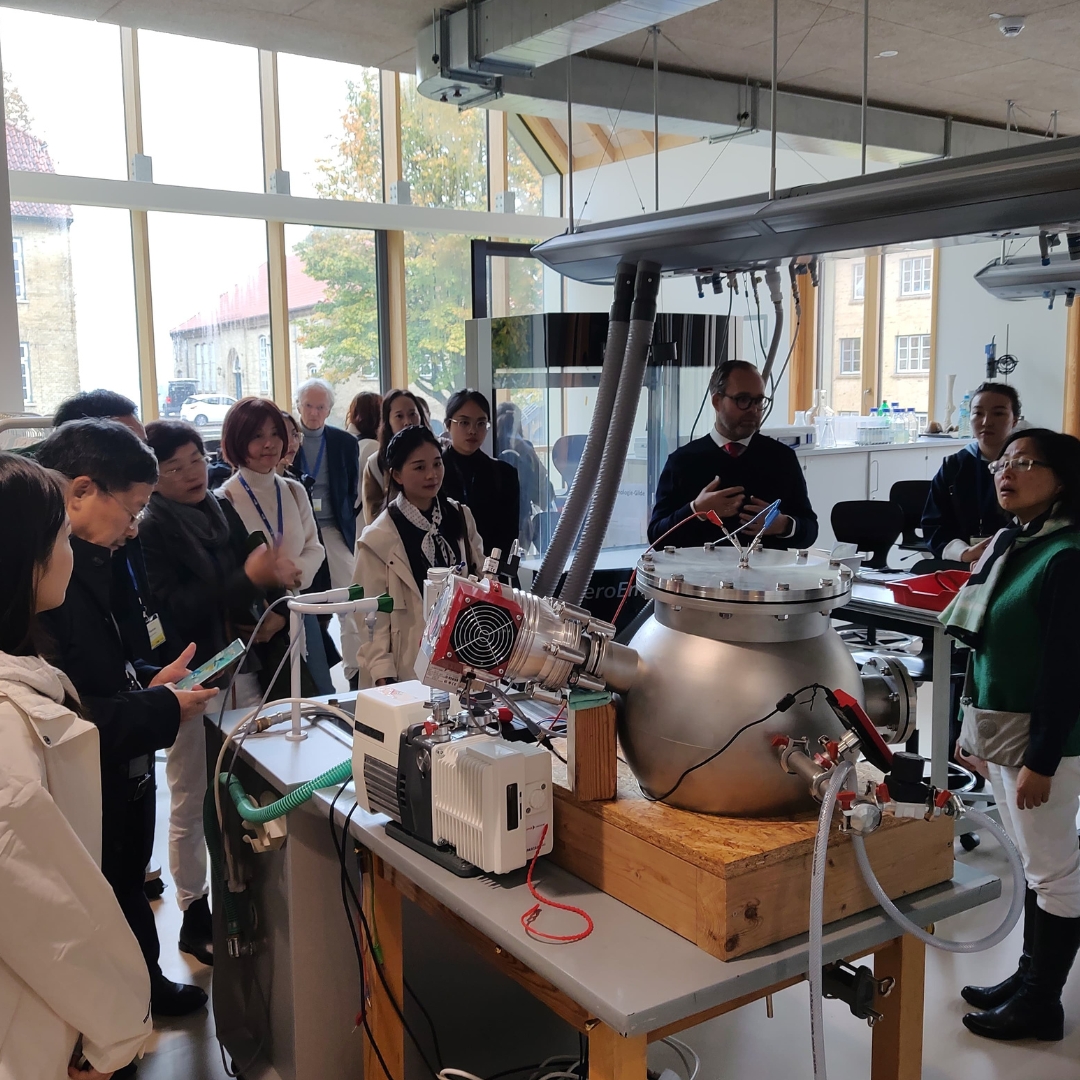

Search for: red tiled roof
xmin=171 ymin=255 xmax=327 ymax=335
xmin=6 ymin=123 xmax=72 ymax=221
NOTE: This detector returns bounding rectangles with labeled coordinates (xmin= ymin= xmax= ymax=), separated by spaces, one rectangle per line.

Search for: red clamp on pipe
xmin=771 ymin=734 xmax=790 ymax=749
xmin=826 ymin=740 xmax=840 ymax=761
xmin=934 ymin=789 xmax=952 ymax=809
xmin=497 ymin=707 xmax=514 ymax=724
xmin=422 ymin=720 xmax=439 ymax=736
xmin=837 ymin=791 xmax=857 ymax=811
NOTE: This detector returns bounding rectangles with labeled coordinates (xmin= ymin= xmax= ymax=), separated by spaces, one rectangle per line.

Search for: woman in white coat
xmin=0 ymin=453 xmax=152 ymax=1080
xmin=354 ymin=426 xmax=483 ymax=687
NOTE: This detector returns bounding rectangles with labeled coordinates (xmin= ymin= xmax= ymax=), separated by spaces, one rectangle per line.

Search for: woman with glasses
xmin=140 ymin=420 xmax=298 ymax=967
xmin=942 ymin=429 xmax=1080 ymax=1042
xmin=362 ymin=390 xmax=432 ymax=525
xmin=441 ymin=389 xmax=519 ymax=570
xmin=922 ymin=382 xmax=1021 ymax=564
xmin=354 ymin=426 xmax=483 ymax=688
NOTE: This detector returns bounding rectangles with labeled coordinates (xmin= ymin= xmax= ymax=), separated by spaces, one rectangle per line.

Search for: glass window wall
xmin=880 ymin=247 xmax=934 ymax=417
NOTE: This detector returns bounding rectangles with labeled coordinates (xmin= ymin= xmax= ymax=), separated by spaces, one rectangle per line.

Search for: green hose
xmin=203 ymin=785 xmax=242 ymax=943
xmin=222 ymin=758 xmax=352 ymax=823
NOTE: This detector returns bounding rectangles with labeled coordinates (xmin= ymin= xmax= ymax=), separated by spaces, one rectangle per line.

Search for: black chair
xmin=831 ymin=500 xmax=904 ymax=570
xmin=889 ymin=480 xmax=933 ymax=554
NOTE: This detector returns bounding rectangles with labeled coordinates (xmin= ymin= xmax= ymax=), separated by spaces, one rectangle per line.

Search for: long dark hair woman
xmin=353 ymin=425 xmax=482 ymax=687
xmin=0 ymin=453 xmax=153 ymax=1079
xmin=441 ymin=389 xmax=519 ymax=571
xmin=942 ymin=428 xmax=1080 ymax=1042
xmin=361 ymin=389 xmax=431 ymax=525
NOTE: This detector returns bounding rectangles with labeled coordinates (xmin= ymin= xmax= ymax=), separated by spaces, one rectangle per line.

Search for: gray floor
xmin=134 ymin=666 xmax=1080 ymax=1080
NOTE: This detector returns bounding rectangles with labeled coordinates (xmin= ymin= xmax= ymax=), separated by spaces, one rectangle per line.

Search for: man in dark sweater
xmin=648 ymin=360 xmax=817 ymax=549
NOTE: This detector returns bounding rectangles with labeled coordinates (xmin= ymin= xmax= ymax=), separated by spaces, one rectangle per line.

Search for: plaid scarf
xmin=940 ymin=506 xmax=1074 ymax=648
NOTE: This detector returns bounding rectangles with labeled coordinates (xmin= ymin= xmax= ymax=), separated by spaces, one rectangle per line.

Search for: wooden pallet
xmin=548 ymin=757 xmax=954 ymax=960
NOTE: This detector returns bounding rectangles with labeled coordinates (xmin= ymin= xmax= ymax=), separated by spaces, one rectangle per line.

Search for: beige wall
xmin=13 ymin=215 xmax=79 ymax=414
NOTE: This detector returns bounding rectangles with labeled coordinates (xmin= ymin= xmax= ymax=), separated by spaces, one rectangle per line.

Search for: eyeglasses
xmin=987 ymin=456 xmax=1051 ymax=476
xmin=449 ymin=417 xmax=490 ymax=433
xmin=106 ymin=490 xmax=148 ymax=525
xmin=721 ymin=392 xmax=772 ymax=412
xmin=160 ymin=454 xmax=207 ymax=479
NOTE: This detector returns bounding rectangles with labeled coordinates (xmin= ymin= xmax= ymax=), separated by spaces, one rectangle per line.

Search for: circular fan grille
xmin=450 ymin=602 xmax=517 ymax=669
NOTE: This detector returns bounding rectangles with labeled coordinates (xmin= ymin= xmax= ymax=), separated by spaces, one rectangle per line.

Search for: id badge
xmin=146 ymin=614 xmax=166 ymax=650
xmin=313 ymin=498 xmax=323 ymax=512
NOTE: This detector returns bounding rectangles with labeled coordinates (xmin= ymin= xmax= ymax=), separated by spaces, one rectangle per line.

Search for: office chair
xmin=551 ymin=434 xmax=587 ymax=490
xmin=889 ymin=480 xmax=933 ymax=554
xmin=830 ymin=500 xmax=904 ymax=570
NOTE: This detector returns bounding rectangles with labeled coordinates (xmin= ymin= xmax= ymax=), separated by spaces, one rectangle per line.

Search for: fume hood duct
xmin=417 ymin=0 xmax=714 ymax=108
xmin=532 ymin=135 xmax=1080 ymax=284
xmin=974 ymin=254 xmax=1080 ymax=302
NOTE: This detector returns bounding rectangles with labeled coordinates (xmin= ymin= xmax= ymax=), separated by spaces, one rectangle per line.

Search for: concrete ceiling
xmin=7 ymin=0 xmax=1080 ymax=134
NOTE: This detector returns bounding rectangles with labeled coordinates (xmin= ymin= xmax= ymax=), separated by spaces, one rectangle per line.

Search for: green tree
xmin=294 ymin=71 xmax=489 ymax=402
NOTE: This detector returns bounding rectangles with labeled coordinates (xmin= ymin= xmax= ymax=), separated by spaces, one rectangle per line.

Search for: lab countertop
xmin=226 ymin=710 xmax=999 ymax=1038
xmin=794 ymin=437 xmax=960 ymax=458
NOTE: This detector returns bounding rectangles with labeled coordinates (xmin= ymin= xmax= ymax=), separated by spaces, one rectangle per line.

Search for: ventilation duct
xmin=974 ymin=254 xmax=1080 ymax=303
xmin=417 ymin=0 xmax=714 ymax=108
xmin=532 ymin=135 xmax=1080 ymax=284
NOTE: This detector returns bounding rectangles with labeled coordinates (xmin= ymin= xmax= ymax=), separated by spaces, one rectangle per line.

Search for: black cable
xmin=642 ymin=685 xmax=823 ymax=803
xmin=689 ymin=291 xmax=734 ymax=441
xmin=404 ymin=977 xmax=445 ymax=1070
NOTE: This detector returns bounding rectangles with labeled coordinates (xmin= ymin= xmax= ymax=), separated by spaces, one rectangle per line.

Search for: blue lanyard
xmin=125 ymin=555 xmax=154 ymax=620
xmin=238 ymin=473 xmax=283 ymax=543
xmin=298 ymin=433 xmax=326 ymax=482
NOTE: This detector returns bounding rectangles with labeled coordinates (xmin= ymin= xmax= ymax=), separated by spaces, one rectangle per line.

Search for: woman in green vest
xmin=942 ymin=428 xmax=1080 ymax=1042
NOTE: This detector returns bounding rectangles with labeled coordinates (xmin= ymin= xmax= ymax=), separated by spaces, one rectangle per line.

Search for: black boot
xmin=962 ymin=887 xmax=1037 ymax=1009
xmin=179 ymin=895 xmax=214 ymax=967
xmin=963 ymin=902 xmax=1080 ymax=1041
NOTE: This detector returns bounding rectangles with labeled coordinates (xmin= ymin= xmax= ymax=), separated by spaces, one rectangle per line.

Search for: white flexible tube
xmin=851 ymin=806 xmax=1026 ymax=952
xmin=808 ymin=762 xmax=854 ymax=1080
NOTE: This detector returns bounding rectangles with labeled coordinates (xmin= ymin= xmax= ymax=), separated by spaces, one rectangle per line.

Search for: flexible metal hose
xmin=560 ymin=260 xmax=660 ymax=606
xmin=533 ymin=262 xmax=636 ymax=598
xmin=760 ymin=265 xmax=785 ymax=384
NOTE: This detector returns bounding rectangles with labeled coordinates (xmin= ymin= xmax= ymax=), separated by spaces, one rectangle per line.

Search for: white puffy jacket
xmin=0 ymin=653 xmax=152 ymax=1080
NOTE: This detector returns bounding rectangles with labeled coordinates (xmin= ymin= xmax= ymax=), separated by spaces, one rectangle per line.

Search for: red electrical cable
xmin=610 ymin=509 xmax=726 ymax=624
xmin=519 ymin=824 xmax=594 ymax=944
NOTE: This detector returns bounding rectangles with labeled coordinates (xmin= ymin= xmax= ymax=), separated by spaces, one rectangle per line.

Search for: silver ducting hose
xmin=760 ymin=265 xmax=785 ymax=384
xmin=560 ymin=260 xmax=661 ymax=606
xmin=533 ymin=262 xmax=637 ymax=599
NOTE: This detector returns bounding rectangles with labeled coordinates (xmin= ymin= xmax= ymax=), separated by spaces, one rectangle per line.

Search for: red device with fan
xmin=415 ymin=576 xmax=525 ymax=691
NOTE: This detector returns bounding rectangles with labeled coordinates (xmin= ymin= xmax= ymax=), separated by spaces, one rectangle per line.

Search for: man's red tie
xmin=724 ymin=442 xmax=745 ymax=458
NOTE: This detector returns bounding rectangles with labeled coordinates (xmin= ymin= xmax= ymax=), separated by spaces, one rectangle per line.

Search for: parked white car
xmin=180 ymin=394 xmax=236 ymax=426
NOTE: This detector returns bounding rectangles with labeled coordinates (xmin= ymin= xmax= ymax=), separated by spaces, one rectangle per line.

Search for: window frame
xmin=19 ymin=342 xmax=31 ymax=402
xmin=838 ymin=336 xmax=861 ymax=375
xmin=851 ymin=261 xmax=865 ymax=302
xmin=12 ymin=237 xmax=26 ymax=302
xmin=900 ymin=256 xmax=932 ymax=297
xmin=895 ymin=333 xmax=932 ymax=374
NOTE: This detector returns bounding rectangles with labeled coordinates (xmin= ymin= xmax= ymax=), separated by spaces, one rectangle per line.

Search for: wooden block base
xmin=549 ymin=759 xmax=953 ymax=960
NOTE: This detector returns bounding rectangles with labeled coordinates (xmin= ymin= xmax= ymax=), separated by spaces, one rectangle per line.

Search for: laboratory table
xmin=215 ymin=709 xmax=1001 ymax=1080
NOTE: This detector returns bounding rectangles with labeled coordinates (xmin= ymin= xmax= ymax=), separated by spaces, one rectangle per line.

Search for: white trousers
xmin=165 ymin=673 xmax=263 ymax=911
xmin=321 ymin=524 xmax=361 ymax=680
xmin=988 ymin=757 xmax=1080 ymax=919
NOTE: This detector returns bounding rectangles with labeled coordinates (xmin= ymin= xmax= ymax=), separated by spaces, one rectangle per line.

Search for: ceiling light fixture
xmin=990 ymin=13 xmax=1027 ymax=36
xmin=875 ymin=50 xmax=898 ymax=57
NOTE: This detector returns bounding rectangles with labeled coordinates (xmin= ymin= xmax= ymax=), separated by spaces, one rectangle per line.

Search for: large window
xmin=839 ymin=337 xmax=861 ymax=375
xmin=277 ymin=54 xmax=382 ymax=201
xmin=10 ymin=202 xmax=139 ymax=415
xmin=19 ymin=342 xmax=30 ymax=404
xmin=895 ymin=334 xmax=931 ymax=373
xmin=1 ymin=8 xmax=127 ymax=181
xmin=12 ymin=236 xmax=25 ymax=300
xmin=149 ymin=213 xmax=270 ymax=428
xmin=139 ymin=31 xmax=263 ymax=192
xmin=400 ymin=75 xmax=487 ymax=211
xmin=285 ymin=222 xmax=379 ymax=425
xmin=900 ymin=256 xmax=932 ymax=296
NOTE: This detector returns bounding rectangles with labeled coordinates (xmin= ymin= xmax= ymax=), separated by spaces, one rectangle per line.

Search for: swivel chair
xmin=830 ymin=500 xmax=904 ymax=571
xmin=889 ymin=480 xmax=933 ymax=555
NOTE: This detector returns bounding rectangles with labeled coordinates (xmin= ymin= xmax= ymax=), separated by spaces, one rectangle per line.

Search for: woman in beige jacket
xmin=0 ymin=454 xmax=152 ymax=1080
xmin=354 ymin=426 xmax=483 ymax=687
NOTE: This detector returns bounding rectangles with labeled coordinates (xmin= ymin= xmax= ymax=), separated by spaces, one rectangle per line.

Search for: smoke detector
xmin=990 ymin=14 xmax=1026 ymax=37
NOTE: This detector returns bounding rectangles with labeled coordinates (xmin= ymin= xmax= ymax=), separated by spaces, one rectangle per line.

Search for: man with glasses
xmin=649 ymin=360 xmax=818 ymax=549
xmin=294 ymin=377 xmax=362 ymax=687
xmin=36 ymin=420 xmax=215 ymax=1022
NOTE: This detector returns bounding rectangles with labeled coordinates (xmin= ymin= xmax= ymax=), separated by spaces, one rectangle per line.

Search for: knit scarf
xmin=393 ymin=492 xmax=458 ymax=567
xmin=146 ymin=490 xmax=232 ymax=584
xmin=940 ymin=506 xmax=1075 ymax=648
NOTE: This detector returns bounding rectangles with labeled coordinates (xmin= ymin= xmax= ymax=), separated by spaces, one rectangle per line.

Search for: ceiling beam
xmin=521 ymin=116 xmax=569 ymax=174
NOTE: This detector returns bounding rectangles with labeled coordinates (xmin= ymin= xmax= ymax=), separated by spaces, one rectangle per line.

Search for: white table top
xmin=225 ymin=709 xmax=999 ymax=1037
